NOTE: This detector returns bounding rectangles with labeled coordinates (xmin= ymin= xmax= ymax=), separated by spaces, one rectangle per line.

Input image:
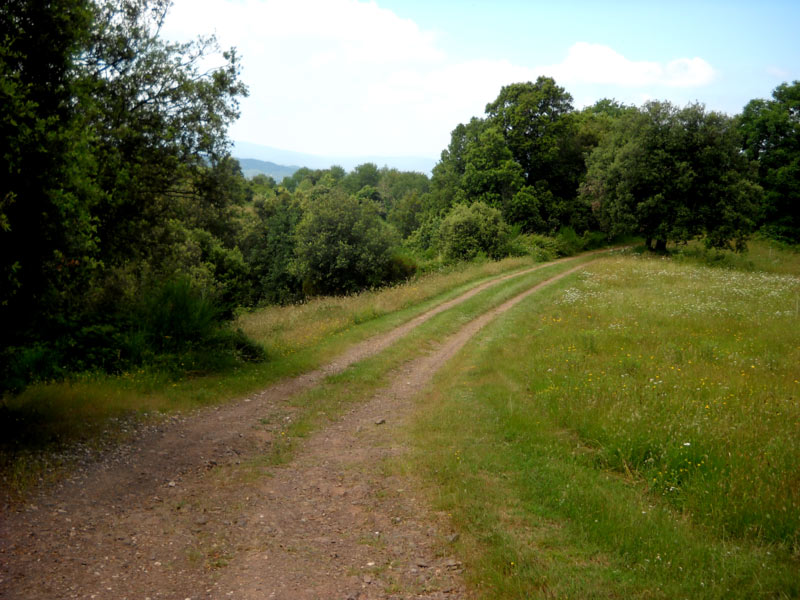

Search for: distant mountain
xmin=232 ymin=140 xmax=437 ymax=175
xmin=237 ymin=158 xmax=300 ymax=181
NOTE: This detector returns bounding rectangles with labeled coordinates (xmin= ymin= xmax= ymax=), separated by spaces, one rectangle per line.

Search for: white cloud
xmin=539 ymin=42 xmax=715 ymax=88
xmin=767 ymin=65 xmax=790 ymax=79
xmin=161 ymin=3 xmax=717 ymax=158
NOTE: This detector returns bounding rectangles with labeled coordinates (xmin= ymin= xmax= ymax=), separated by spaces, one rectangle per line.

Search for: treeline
xmin=2 ymin=1 xmax=798 ymax=392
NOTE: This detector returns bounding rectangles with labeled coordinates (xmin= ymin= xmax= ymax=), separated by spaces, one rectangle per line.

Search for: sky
xmin=162 ymin=0 xmax=800 ymax=161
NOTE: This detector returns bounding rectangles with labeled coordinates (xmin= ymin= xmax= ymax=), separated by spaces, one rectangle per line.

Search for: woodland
xmin=1 ymin=0 xmax=798 ymax=393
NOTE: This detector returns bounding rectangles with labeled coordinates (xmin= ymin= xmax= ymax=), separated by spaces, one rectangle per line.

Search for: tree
xmin=1 ymin=0 xmax=96 ymax=335
xmin=342 ymin=162 xmax=381 ymax=195
xmin=459 ymin=126 xmax=525 ymax=215
xmin=485 ymin=77 xmax=581 ymax=200
xmin=581 ymin=101 xmax=761 ymax=251
xmin=388 ymin=191 xmax=425 ymax=239
xmin=1 ymin=0 xmax=248 ymax=388
xmin=241 ymin=191 xmax=303 ymax=304
xmin=429 ymin=117 xmax=487 ymax=214
xmin=78 ymin=0 xmax=247 ymax=274
xmin=293 ymin=190 xmax=398 ymax=295
xmin=739 ymin=81 xmax=800 ymax=242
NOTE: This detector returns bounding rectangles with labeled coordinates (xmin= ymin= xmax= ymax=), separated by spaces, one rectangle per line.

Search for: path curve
xmin=0 ymin=256 xmax=594 ymax=599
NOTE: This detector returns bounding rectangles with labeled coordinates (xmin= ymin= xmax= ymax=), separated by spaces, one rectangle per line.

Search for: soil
xmin=0 ymin=259 xmax=588 ymax=600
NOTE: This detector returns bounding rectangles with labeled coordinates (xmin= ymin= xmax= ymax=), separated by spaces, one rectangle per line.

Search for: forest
xmin=2 ymin=0 xmax=799 ymax=393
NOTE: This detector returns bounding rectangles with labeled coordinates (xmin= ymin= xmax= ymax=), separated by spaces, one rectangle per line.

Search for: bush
xmin=0 ymin=277 xmax=266 ymax=394
xmin=582 ymin=230 xmax=608 ymax=250
xmin=406 ymin=213 xmax=443 ymax=258
xmin=520 ymin=233 xmax=561 ymax=262
xmin=294 ymin=191 xmax=399 ymax=295
xmin=555 ymin=226 xmax=583 ymax=256
xmin=385 ymin=251 xmax=418 ymax=282
xmin=139 ymin=278 xmax=220 ymax=352
xmin=439 ymin=202 xmax=509 ymax=261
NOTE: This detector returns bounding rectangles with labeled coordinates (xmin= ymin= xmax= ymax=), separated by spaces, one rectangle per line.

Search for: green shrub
xmin=385 ymin=251 xmax=418 ymax=282
xmin=139 ymin=278 xmax=220 ymax=352
xmin=555 ymin=226 xmax=583 ymax=256
xmin=581 ymin=230 xmax=608 ymax=250
xmin=293 ymin=191 xmax=399 ymax=295
xmin=439 ymin=202 xmax=509 ymax=261
xmin=513 ymin=233 xmax=560 ymax=262
xmin=407 ymin=213 xmax=443 ymax=254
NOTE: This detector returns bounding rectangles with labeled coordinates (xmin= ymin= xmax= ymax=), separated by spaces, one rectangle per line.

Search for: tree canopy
xmin=581 ymin=101 xmax=761 ymax=251
xmin=739 ymin=81 xmax=800 ymax=242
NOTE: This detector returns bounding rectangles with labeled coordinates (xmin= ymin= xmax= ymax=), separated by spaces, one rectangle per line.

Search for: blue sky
xmin=163 ymin=0 xmax=799 ymax=160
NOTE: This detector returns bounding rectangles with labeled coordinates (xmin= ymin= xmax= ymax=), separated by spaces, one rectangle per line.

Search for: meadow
xmin=410 ymin=242 xmax=800 ymax=598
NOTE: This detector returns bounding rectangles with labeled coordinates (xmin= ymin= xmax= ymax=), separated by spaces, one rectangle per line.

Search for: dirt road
xmin=0 ymin=258 xmax=591 ymax=599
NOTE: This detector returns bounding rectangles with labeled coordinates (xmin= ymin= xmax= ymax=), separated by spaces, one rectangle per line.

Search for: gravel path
xmin=0 ymin=258 xmax=589 ymax=599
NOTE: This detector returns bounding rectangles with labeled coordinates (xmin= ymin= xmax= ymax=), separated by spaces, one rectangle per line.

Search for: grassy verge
xmin=409 ymin=244 xmax=800 ymax=598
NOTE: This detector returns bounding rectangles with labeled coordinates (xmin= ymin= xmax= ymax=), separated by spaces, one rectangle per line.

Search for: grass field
xmin=410 ymin=242 xmax=800 ymax=598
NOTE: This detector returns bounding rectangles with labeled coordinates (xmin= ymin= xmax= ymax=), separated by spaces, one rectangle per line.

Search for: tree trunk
xmin=654 ymin=239 xmax=667 ymax=252
xmin=645 ymin=237 xmax=653 ymax=250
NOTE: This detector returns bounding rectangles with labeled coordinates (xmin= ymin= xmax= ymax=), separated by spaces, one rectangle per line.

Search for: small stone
xmin=414 ymin=558 xmax=429 ymax=568
xmin=375 ymin=418 xmax=386 ymax=425
xmin=447 ymin=533 xmax=460 ymax=543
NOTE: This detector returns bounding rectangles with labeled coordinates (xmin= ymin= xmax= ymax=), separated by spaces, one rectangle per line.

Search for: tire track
xmin=0 ymin=255 xmax=596 ymax=599
xmin=205 ymin=261 xmax=593 ymax=599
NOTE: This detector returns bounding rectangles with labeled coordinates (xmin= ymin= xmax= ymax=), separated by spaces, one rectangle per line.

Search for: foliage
xmin=459 ymin=126 xmax=525 ymax=215
xmin=485 ymin=77 xmax=584 ymax=202
xmin=293 ymin=189 xmax=399 ymax=295
xmin=0 ymin=0 xmax=98 ymax=337
xmin=0 ymin=0 xmax=250 ymax=391
xmin=581 ymin=101 xmax=762 ymax=251
xmin=438 ymin=202 xmax=509 ymax=261
xmin=739 ymin=80 xmax=800 ymax=242
xmin=240 ymin=191 xmax=303 ymax=305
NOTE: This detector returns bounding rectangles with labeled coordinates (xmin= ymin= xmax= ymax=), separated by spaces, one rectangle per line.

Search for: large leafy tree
xmin=78 ymin=0 xmax=246 ymax=278
xmin=485 ymin=77 xmax=583 ymax=202
xmin=428 ymin=117 xmax=487 ymax=214
xmin=459 ymin=126 xmax=525 ymax=214
xmin=739 ymin=81 xmax=800 ymax=242
xmin=1 ymin=0 xmax=247 ymax=385
xmin=582 ymin=101 xmax=761 ymax=251
xmin=1 ymin=0 xmax=97 ymax=333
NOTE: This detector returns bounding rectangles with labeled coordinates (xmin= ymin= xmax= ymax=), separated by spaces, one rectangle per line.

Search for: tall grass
xmin=410 ymin=245 xmax=800 ymax=598
xmin=236 ymin=256 xmax=534 ymax=352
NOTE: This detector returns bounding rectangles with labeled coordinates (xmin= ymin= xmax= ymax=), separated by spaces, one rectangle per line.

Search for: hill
xmin=232 ymin=140 xmax=437 ymax=174
xmin=237 ymin=157 xmax=300 ymax=181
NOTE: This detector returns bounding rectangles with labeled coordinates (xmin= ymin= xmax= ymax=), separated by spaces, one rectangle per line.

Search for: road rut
xmin=0 ymin=257 xmax=593 ymax=599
